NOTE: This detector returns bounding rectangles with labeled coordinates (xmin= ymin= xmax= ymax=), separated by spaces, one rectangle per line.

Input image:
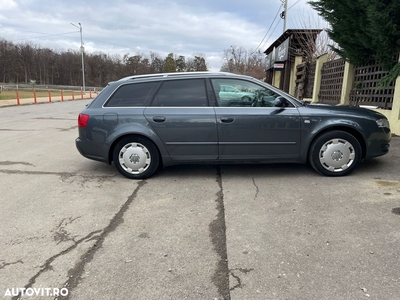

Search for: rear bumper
xmin=75 ymin=137 xmax=109 ymax=163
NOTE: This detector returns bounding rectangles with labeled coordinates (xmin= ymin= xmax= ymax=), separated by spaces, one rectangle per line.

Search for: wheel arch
xmin=307 ymin=126 xmax=367 ymax=163
xmin=108 ymin=134 xmax=163 ymax=167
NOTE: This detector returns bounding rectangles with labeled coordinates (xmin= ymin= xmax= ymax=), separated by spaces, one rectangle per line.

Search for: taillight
xmin=78 ymin=113 xmax=89 ymax=127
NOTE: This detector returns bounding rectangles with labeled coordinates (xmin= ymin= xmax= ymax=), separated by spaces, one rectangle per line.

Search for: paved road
xmin=0 ymin=100 xmax=399 ymax=300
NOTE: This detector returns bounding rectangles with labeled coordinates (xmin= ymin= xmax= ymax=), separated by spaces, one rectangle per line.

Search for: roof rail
xmin=118 ymin=71 xmax=235 ymax=81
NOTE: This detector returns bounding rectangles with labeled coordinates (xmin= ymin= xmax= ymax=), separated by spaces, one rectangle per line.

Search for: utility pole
xmin=280 ymin=0 xmax=288 ymax=33
xmin=71 ymin=22 xmax=86 ymax=92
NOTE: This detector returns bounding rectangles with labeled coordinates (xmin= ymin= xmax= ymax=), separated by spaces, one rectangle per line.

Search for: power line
xmin=1 ymin=25 xmax=134 ymax=53
xmin=9 ymin=31 xmax=78 ymax=42
xmin=0 ymin=25 xmax=78 ymax=42
xmin=0 ymin=25 xmax=74 ymax=36
xmin=288 ymin=0 xmax=302 ymax=10
xmin=270 ymin=16 xmax=283 ymax=38
xmin=261 ymin=17 xmax=282 ymax=51
xmin=251 ymin=4 xmax=283 ymax=54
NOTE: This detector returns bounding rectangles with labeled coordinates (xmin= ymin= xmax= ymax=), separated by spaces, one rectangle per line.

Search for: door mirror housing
xmin=274 ymin=96 xmax=288 ymax=108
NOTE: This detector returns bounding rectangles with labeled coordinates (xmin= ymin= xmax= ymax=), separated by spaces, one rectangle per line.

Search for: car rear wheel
xmin=113 ymin=136 xmax=160 ymax=179
xmin=309 ymin=131 xmax=362 ymax=176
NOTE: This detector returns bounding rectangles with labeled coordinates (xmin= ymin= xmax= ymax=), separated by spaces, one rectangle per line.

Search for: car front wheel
xmin=309 ymin=131 xmax=362 ymax=176
xmin=113 ymin=136 xmax=160 ymax=179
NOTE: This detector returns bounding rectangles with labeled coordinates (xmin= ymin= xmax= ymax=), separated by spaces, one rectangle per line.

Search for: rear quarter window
xmin=104 ymin=82 xmax=159 ymax=107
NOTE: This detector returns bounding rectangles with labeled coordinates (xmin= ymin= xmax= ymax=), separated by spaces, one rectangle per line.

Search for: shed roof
xmin=264 ymin=29 xmax=323 ymax=55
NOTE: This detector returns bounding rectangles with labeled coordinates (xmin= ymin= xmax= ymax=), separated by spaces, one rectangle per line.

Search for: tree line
xmin=0 ymin=39 xmax=209 ymax=87
xmin=0 ymin=38 xmax=269 ymax=87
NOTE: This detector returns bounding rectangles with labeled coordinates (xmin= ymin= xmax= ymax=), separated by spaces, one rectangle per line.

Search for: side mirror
xmin=274 ymin=96 xmax=288 ymax=108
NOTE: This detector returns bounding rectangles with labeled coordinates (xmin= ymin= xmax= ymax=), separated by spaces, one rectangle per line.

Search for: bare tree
xmin=221 ymin=45 xmax=248 ymax=73
xmin=186 ymin=53 xmax=208 ymax=71
xmin=150 ymin=52 xmax=164 ymax=74
xmin=221 ymin=46 xmax=265 ymax=79
xmin=288 ymin=10 xmax=339 ymax=61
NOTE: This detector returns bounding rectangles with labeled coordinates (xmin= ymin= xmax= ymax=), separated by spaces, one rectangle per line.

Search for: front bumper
xmin=365 ymin=129 xmax=391 ymax=159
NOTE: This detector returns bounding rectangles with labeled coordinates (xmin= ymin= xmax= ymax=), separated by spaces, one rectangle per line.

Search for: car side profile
xmin=75 ymin=72 xmax=391 ymax=179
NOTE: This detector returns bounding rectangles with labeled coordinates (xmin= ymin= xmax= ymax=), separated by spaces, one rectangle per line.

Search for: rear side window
xmin=105 ymin=82 xmax=158 ymax=107
xmin=152 ymin=79 xmax=208 ymax=107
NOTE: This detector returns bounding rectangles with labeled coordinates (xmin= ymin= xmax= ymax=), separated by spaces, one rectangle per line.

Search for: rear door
xmin=144 ymin=78 xmax=218 ymax=161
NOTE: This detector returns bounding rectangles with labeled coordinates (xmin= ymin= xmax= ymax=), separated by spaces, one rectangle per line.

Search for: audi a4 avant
xmin=76 ymin=72 xmax=391 ymax=179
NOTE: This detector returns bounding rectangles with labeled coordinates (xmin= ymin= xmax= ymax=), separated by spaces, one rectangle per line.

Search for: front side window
xmin=211 ymin=79 xmax=281 ymax=107
xmin=152 ymin=79 xmax=208 ymax=107
xmin=105 ymin=82 xmax=159 ymax=107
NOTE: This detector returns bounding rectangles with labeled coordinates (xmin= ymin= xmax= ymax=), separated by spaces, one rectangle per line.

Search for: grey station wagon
xmin=76 ymin=72 xmax=391 ymax=179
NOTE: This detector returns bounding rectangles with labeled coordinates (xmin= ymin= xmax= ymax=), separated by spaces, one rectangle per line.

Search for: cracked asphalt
xmin=0 ymin=100 xmax=399 ymax=300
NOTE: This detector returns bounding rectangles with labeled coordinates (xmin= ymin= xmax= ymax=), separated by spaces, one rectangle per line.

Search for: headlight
xmin=376 ymin=118 xmax=390 ymax=128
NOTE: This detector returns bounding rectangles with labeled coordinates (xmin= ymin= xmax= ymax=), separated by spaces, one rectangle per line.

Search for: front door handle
xmin=153 ymin=116 xmax=166 ymax=123
xmin=220 ymin=117 xmax=234 ymax=123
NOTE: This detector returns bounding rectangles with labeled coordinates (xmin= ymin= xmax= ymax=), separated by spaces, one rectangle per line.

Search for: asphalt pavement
xmin=0 ymin=100 xmax=399 ymax=300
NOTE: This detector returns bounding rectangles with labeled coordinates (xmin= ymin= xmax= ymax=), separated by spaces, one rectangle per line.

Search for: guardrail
xmin=0 ymin=87 xmax=100 ymax=107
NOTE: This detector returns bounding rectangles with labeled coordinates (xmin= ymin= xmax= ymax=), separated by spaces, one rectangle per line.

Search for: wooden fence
xmin=349 ymin=55 xmax=399 ymax=109
xmin=318 ymin=58 xmax=346 ymax=105
xmin=295 ymin=54 xmax=399 ymax=109
xmin=304 ymin=61 xmax=316 ymax=99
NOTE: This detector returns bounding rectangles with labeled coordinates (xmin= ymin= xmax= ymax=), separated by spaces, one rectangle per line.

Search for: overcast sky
xmin=0 ymin=0 xmax=323 ymax=71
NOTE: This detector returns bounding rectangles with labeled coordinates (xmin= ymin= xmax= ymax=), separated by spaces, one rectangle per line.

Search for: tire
xmin=113 ymin=136 xmax=160 ymax=179
xmin=309 ymin=130 xmax=362 ymax=176
xmin=241 ymin=96 xmax=251 ymax=102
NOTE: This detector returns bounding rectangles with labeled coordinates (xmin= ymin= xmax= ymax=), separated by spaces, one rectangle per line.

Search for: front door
xmin=211 ymin=78 xmax=301 ymax=160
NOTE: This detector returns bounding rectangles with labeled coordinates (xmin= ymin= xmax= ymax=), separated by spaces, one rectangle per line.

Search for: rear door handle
xmin=153 ymin=116 xmax=166 ymax=123
xmin=220 ymin=117 xmax=234 ymax=123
